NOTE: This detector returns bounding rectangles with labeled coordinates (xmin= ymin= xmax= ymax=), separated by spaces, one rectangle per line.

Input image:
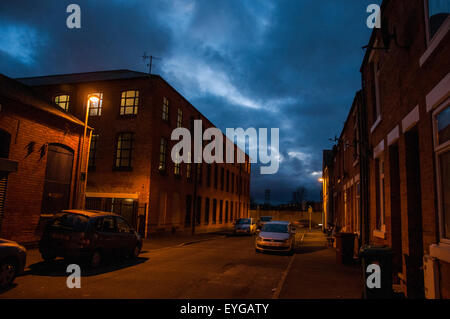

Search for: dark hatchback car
xmin=0 ymin=238 xmax=26 ymax=289
xmin=39 ymin=210 xmax=142 ymax=268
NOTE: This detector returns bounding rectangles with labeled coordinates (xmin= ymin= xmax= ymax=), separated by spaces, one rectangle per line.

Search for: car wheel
xmin=131 ymin=245 xmax=141 ymax=259
xmin=41 ymin=252 xmax=56 ymax=263
xmin=90 ymin=250 xmax=102 ymax=268
xmin=0 ymin=260 xmax=17 ymax=289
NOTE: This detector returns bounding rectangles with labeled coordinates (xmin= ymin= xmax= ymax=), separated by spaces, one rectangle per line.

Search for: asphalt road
xmin=0 ymin=230 xmax=308 ymax=299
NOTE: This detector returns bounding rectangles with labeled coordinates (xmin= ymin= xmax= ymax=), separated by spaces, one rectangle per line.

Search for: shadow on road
xmin=0 ymin=282 xmax=18 ymax=295
xmin=24 ymin=256 xmax=148 ymax=277
xmin=294 ymin=246 xmax=328 ymax=254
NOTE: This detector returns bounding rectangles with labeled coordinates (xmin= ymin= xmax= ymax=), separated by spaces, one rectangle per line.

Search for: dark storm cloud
xmin=0 ymin=0 xmax=381 ymax=204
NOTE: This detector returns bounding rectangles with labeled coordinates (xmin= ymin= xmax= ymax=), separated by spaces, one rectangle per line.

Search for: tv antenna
xmin=142 ymin=52 xmax=161 ymax=74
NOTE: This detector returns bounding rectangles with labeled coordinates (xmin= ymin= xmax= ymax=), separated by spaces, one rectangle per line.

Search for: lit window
xmin=89 ymin=93 xmax=103 ymax=116
xmin=428 ymin=0 xmax=450 ymax=38
xmin=433 ymin=103 xmax=450 ymax=239
xmin=54 ymin=94 xmax=70 ymax=111
xmin=158 ymin=137 xmax=167 ymax=172
xmin=162 ymin=97 xmax=169 ymax=121
xmin=115 ymin=133 xmax=134 ymax=169
xmin=88 ymin=134 xmax=99 ymax=170
xmin=177 ymin=108 xmax=183 ymax=127
xmin=120 ymin=90 xmax=139 ymax=115
xmin=174 ymin=153 xmax=181 ymax=176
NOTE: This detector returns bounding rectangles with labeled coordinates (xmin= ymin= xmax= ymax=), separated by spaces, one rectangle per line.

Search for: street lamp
xmin=77 ymin=94 xmax=99 ymax=209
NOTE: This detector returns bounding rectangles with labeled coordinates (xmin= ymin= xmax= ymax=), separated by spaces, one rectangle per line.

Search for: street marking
xmin=271 ymin=254 xmax=295 ymax=299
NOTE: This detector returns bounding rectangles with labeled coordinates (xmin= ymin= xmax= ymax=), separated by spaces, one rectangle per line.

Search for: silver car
xmin=233 ymin=218 xmax=257 ymax=235
xmin=255 ymin=221 xmax=295 ymax=254
xmin=0 ymin=238 xmax=27 ymax=289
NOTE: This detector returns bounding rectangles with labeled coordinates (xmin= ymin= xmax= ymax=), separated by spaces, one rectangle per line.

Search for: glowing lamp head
xmin=89 ymin=95 xmax=100 ymax=103
xmin=318 ymin=177 xmax=324 ymax=183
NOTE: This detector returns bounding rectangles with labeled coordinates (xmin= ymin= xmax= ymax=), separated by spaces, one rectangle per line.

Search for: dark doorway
xmin=41 ymin=144 xmax=74 ymax=215
xmin=389 ymin=143 xmax=403 ymax=279
xmin=404 ymin=128 xmax=424 ymax=298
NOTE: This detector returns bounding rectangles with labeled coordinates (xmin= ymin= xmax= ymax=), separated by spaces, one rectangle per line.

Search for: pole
xmin=78 ymin=99 xmax=90 ymax=209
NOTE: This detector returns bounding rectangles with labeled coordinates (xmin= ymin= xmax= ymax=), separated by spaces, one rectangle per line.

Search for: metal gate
xmin=0 ymin=174 xmax=7 ymax=232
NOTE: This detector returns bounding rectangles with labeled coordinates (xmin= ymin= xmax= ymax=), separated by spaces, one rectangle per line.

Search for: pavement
xmin=1 ymin=228 xmax=364 ymax=299
xmin=279 ymin=229 xmax=363 ymax=299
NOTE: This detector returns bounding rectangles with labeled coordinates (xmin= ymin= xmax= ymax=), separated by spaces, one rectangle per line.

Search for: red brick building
xmin=18 ymin=70 xmax=251 ymax=237
xmin=323 ymin=0 xmax=449 ymax=298
xmin=0 ymin=74 xmax=91 ymax=244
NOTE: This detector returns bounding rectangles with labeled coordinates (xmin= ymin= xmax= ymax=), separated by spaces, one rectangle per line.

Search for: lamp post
xmin=77 ymin=94 xmax=99 ymax=209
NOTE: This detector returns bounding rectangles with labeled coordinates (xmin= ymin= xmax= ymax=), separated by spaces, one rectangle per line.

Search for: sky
xmin=0 ymin=0 xmax=381 ymax=204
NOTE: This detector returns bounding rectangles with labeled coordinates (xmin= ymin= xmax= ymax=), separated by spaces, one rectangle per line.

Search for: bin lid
xmin=359 ymin=245 xmax=394 ymax=256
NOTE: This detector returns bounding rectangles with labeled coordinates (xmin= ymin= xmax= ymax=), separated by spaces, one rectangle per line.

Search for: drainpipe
xmin=359 ymin=77 xmax=371 ymax=247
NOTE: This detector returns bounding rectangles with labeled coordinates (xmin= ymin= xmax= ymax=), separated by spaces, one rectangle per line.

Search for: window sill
xmin=420 ymin=17 xmax=450 ymax=67
xmin=370 ymin=116 xmax=381 ymax=133
xmin=429 ymin=243 xmax=450 ymax=263
xmin=373 ymin=229 xmax=386 ymax=239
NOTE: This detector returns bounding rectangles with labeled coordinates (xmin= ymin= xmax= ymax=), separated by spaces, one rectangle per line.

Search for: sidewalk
xmin=279 ymin=229 xmax=363 ymax=299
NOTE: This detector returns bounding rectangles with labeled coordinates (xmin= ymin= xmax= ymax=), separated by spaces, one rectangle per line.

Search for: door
xmin=404 ymin=128 xmax=424 ymax=298
xmin=389 ymin=143 xmax=403 ymax=279
xmin=41 ymin=144 xmax=74 ymax=215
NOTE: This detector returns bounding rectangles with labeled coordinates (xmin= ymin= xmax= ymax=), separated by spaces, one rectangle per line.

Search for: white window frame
xmin=432 ymin=98 xmax=450 ymax=245
xmin=373 ymin=149 xmax=386 ymax=239
xmin=421 ymin=0 xmax=450 ymax=66
xmin=88 ymin=92 xmax=103 ymax=116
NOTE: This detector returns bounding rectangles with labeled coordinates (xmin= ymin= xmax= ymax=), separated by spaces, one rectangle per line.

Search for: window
xmin=102 ymin=217 xmax=116 ymax=233
xmin=433 ymin=103 xmax=450 ymax=240
xmin=212 ymin=199 xmax=217 ymax=224
xmin=196 ymin=164 xmax=202 ymax=184
xmin=158 ymin=137 xmax=167 ymax=172
xmin=120 ymin=90 xmax=139 ymax=115
xmin=186 ymin=151 xmax=192 ymax=180
xmin=428 ymin=0 xmax=450 ymax=38
xmin=116 ymin=217 xmax=131 ymax=233
xmin=373 ymin=61 xmax=381 ymax=123
xmin=174 ymin=154 xmax=181 ymax=176
xmin=375 ymin=156 xmax=385 ymax=230
xmin=54 ymin=94 xmax=70 ymax=111
xmin=219 ymin=200 xmax=223 ymax=223
xmin=88 ymin=134 xmax=99 ymax=171
xmin=226 ymin=170 xmax=229 ymax=192
xmin=89 ymin=93 xmax=103 ymax=116
xmin=115 ymin=133 xmax=133 ymax=169
xmin=225 ymin=201 xmax=229 ymax=223
xmin=185 ymin=195 xmax=192 ymax=226
xmin=204 ymin=198 xmax=210 ymax=225
xmin=196 ymin=196 xmax=201 ymax=225
xmin=177 ymin=108 xmax=183 ymax=127
xmin=206 ymin=164 xmax=212 ymax=187
xmin=231 ymin=173 xmax=234 ymax=193
xmin=162 ymin=97 xmax=169 ymax=121
xmin=230 ymin=201 xmax=234 ymax=222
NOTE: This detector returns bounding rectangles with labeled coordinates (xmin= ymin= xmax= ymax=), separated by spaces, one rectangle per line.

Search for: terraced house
xmin=18 ymin=70 xmax=251 ymax=238
xmin=323 ymin=0 xmax=449 ymax=298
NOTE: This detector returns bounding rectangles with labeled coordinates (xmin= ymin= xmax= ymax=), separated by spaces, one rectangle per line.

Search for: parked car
xmin=257 ymin=216 xmax=273 ymax=229
xmin=39 ymin=210 xmax=142 ymax=268
xmin=0 ymin=238 xmax=26 ymax=289
xmin=233 ymin=218 xmax=257 ymax=235
xmin=255 ymin=221 xmax=295 ymax=254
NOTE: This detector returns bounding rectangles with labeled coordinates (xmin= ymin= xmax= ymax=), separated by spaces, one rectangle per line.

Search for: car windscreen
xmin=48 ymin=214 xmax=89 ymax=232
xmin=262 ymin=223 xmax=288 ymax=233
xmin=236 ymin=218 xmax=251 ymax=224
xmin=260 ymin=217 xmax=272 ymax=222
